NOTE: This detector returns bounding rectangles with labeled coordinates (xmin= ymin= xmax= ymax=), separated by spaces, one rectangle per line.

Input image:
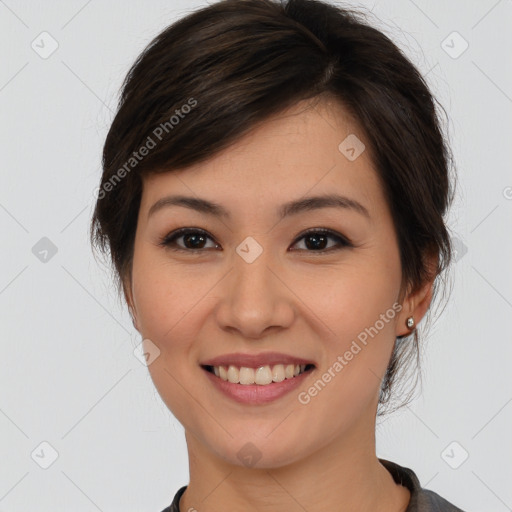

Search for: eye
xmin=290 ymin=228 xmax=353 ymax=252
xmin=159 ymin=227 xmax=352 ymax=253
xmin=158 ymin=228 xmax=219 ymax=251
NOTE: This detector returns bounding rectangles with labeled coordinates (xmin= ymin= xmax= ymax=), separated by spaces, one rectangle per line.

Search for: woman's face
xmin=127 ymin=98 xmax=421 ymax=468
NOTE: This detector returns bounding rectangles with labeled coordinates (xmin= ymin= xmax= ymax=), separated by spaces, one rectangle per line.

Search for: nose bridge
xmin=214 ymin=236 xmax=294 ymax=337
xmin=234 ymin=238 xmax=275 ymax=297
xmin=233 ymin=234 xmax=279 ymax=306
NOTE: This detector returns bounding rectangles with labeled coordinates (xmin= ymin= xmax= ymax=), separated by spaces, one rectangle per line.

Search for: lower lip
xmin=202 ymin=367 xmax=314 ymax=405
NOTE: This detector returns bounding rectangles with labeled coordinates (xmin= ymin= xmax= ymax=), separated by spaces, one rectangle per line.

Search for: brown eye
xmin=290 ymin=229 xmax=352 ymax=252
xmin=159 ymin=227 xmax=352 ymax=253
xmin=159 ymin=229 xmax=219 ymax=251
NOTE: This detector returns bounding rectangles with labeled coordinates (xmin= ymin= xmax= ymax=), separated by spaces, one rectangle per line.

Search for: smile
xmin=203 ymin=363 xmax=315 ymax=385
xmin=201 ymin=363 xmax=316 ymax=405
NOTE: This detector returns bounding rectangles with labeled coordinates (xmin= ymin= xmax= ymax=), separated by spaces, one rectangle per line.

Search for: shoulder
xmin=379 ymin=458 xmax=467 ymax=512
xmin=159 ymin=485 xmax=187 ymax=512
xmin=418 ymin=488 xmax=467 ymax=511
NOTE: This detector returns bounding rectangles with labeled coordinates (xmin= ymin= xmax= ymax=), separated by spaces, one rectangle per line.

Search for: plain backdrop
xmin=1 ymin=1 xmax=511 ymax=511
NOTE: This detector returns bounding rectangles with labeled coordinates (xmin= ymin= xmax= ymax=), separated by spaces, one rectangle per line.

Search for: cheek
xmin=131 ymin=246 xmax=195 ymax=341
xmin=131 ymin=257 xmax=208 ymax=429
xmin=295 ymin=258 xmax=401 ymax=398
xmin=296 ymin=258 xmax=400 ymax=340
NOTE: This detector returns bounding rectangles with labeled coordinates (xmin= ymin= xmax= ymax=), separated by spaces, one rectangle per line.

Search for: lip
xmin=202 ymin=365 xmax=315 ymax=405
xmin=201 ymin=351 xmax=316 ymax=368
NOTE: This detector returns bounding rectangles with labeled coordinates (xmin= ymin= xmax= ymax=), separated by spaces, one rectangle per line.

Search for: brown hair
xmin=90 ymin=0 xmax=456 ymax=415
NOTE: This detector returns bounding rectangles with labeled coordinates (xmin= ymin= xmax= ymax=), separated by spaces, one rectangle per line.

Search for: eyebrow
xmin=147 ymin=193 xmax=370 ymax=221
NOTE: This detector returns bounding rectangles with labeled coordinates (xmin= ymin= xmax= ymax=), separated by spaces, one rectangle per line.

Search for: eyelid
xmin=158 ymin=227 xmax=353 ymax=252
xmin=158 ymin=227 xmax=218 ymax=249
xmin=291 ymin=227 xmax=353 ymax=249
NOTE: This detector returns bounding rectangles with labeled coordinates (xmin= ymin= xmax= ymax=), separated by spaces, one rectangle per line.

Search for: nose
xmin=214 ymin=245 xmax=296 ymax=339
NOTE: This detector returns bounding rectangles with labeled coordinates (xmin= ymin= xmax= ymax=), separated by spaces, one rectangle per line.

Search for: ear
xmin=395 ymin=252 xmax=438 ymax=337
xmin=122 ymin=274 xmax=140 ymax=332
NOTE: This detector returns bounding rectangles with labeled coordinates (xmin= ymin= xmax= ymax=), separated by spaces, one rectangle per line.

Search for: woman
xmin=90 ymin=0 xmax=465 ymax=510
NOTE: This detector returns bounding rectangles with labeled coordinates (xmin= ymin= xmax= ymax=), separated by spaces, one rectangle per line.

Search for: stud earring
xmin=406 ymin=316 xmax=415 ymax=329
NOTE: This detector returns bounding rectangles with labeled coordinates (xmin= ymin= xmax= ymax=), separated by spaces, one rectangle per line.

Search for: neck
xmin=179 ymin=414 xmax=410 ymax=512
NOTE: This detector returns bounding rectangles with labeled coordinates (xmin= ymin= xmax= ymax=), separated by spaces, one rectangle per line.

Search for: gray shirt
xmin=160 ymin=458 xmax=466 ymax=511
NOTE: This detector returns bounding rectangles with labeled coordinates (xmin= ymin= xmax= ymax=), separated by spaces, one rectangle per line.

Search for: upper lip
xmin=201 ymin=352 xmax=316 ymax=368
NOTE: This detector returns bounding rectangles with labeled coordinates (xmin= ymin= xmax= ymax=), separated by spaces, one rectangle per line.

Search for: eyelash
xmin=158 ymin=227 xmax=353 ymax=254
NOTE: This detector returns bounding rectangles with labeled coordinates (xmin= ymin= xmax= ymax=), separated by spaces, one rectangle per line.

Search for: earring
xmin=406 ymin=316 xmax=415 ymax=329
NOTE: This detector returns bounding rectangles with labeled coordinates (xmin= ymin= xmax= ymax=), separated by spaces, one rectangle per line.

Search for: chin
xmin=202 ymin=429 xmax=313 ymax=470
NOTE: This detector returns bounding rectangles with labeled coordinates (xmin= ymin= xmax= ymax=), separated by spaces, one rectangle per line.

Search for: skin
xmin=125 ymin=97 xmax=436 ymax=512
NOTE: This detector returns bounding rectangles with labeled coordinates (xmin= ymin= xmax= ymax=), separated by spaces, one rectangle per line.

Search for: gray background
xmin=1 ymin=0 xmax=511 ymax=510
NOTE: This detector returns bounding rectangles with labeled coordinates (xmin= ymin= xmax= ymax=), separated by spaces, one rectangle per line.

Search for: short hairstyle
xmin=90 ymin=0 xmax=456 ymax=415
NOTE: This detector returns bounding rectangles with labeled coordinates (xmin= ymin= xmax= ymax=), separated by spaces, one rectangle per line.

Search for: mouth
xmin=201 ymin=363 xmax=316 ymax=386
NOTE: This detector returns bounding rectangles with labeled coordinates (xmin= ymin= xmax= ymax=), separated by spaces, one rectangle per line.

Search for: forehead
xmin=140 ymin=98 xmax=382 ymax=218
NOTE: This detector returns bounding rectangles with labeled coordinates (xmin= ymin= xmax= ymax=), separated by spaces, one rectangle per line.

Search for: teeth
xmin=227 ymin=365 xmax=239 ymax=383
xmin=255 ymin=366 xmax=272 ymax=385
xmin=239 ymin=366 xmax=255 ymax=385
xmin=272 ymin=364 xmax=285 ymax=382
xmin=210 ymin=363 xmax=309 ymax=385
